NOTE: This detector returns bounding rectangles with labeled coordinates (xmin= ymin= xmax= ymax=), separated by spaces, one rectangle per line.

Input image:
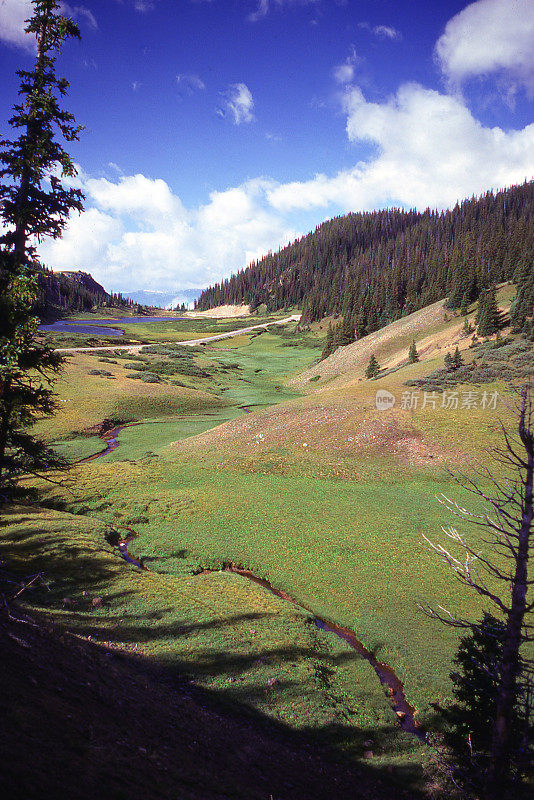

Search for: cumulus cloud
xmin=267 ymin=82 xmax=534 ymax=212
xmin=38 ymin=172 xmax=297 ymax=292
xmin=218 ymin=83 xmax=255 ymax=124
xmin=0 ymin=0 xmax=96 ymax=50
xmin=0 ymin=0 xmax=35 ymax=49
xmin=435 ymin=0 xmax=534 ymax=96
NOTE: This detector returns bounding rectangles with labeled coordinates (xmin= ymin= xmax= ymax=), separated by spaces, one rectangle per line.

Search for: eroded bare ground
xmin=169 ymin=400 xmax=456 ymax=475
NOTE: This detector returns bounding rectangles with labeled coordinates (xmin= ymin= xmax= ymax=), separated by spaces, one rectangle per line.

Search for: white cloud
xmin=435 ymin=0 xmax=534 ymax=95
xmin=176 ymin=73 xmax=206 ymax=96
xmin=373 ymin=25 xmax=401 ymax=41
xmin=132 ymin=0 xmax=155 ymax=11
xmin=0 ymin=0 xmax=34 ymax=49
xmin=358 ymin=22 xmax=402 ymax=41
xmin=248 ymin=0 xmax=269 ymax=22
xmin=38 ymin=172 xmax=297 ymax=292
xmin=0 ymin=1 xmax=96 ymax=50
xmin=85 ymin=173 xmax=185 ymax=223
xmin=39 ymin=207 xmax=123 ymax=275
xmin=218 ymin=83 xmax=255 ymax=124
xmin=267 ymin=83 xmax=534 ymax=212
xmin=334 ymin=64 xmax=354 ymax=84
xmin=62 ymin=4 xmax=98 ymax=29
xmin=333 ymin=46 xmax=359 ymax=84
xmin=35 ymin=80 xmax=534 ymax=293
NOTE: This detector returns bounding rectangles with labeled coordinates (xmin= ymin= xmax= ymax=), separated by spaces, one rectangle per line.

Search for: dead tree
xmin=421 ymin=386 xmax=533 ymax=798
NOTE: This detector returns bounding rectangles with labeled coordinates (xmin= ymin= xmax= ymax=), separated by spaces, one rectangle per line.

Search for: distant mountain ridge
xmin=36 ymin=268 xmax=112 ymax=319
xmin=55 ymin=270 xmax=108 ymax=296
xmin=123 ymin=288 xmax=201 ymax=309
xmin=196 ymin=181 xmax=534 ymax=336
xmin=37 ymin=269 xmax=202 ymax=318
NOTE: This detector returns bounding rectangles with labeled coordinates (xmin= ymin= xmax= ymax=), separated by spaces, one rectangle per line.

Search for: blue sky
xmin=1 ymin=0 xmax=533 ymax=297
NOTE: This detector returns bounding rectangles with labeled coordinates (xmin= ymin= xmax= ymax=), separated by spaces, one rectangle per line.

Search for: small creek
xmin=83 ymin=420 xmax=425 ymax=740
xmin=78 ymin=422 xmax=141 ymax=462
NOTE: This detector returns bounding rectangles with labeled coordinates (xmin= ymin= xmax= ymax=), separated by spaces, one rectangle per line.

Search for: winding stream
xmin=84 ymin=420 xmax=425 ymax=740
xmin=78 ymin=422 xmax=142 ymax=462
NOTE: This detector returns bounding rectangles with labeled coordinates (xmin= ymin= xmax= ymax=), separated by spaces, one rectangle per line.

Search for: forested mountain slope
xmin=196 ymin=182 xmax=534 ymax=335
xmin=36 ymin=268 xmax=132 ymax=319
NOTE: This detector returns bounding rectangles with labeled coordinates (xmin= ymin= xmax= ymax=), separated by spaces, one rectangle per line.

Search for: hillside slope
xmin=196 ymin=181 xmax=534 ymax=330
xmin=2 ymin=608 xmax=410 ymax=800
xmin=290 ymin=284 xmax=515 ymax=391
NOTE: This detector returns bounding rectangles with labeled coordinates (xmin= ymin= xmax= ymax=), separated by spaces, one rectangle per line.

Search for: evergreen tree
xmin=408 ymin=340 xmax=419 ymax=363
xmin=444 ymin=352 xmax=453 ymax=370
xmin=452 ymin=346 xmax=464 ymax=370
xmin=0 ymin=1 xmax=83 ymax=490
xmin=365 ymin=354 xmax=380 ymax=379
xmin=477 ymin=286 xmax=501 ymax=337
xmin=337 ymin=316 xmax=355 ymax=348
xmin=475 ymin=287 xmax=487 ymax=328
xmin=321 ymin=322 xmax=335 ymax=360
xmin=195 ymin=182 xmax=534 ymax=327
xmin=423 ymin=390 xmax=534 ymax=799
xmin=460 ymin=291 xmax=470 ymax=317
xmin=435 ymin=614 xmax=531 ymax=798
xmin=511 ymin=260 xmax=534 ymax=332
xmin=462 ymin=316 xmax=473 ymax=336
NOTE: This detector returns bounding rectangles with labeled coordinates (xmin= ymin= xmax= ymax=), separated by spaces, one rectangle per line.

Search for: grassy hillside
xmin=4 ymin=295 xmax=533 ymax=794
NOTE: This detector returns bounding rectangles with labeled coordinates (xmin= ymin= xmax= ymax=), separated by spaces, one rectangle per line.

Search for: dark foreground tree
xmin=0 ymin=0 xmax=83 ymax=492
xmin=421 ymin=387 xmax=534 ymax=798
xmin=432 ymin=613 xmax=531 ymax=797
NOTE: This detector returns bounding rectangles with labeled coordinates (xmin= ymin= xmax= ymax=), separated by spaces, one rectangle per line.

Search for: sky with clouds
xmin=0 ymin=0 xmax=533 ymax=294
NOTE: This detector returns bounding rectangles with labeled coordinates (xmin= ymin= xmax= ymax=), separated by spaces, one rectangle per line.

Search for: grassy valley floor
xmin=3 ymin=296 xmax=532 ymax=794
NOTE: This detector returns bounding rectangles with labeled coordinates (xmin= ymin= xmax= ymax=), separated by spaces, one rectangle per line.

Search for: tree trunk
xmin=485 ymin=404 xmax=533 ymax=798
xmin=0 ymin=388 xmax=13 ymax=487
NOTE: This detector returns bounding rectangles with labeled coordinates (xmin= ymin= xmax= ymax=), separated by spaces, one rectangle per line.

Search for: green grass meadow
xmin=6 ymin=307 xmax=532 ymax=784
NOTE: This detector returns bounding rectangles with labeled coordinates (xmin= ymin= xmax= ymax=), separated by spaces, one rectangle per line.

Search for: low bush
xmin=124 ymin=361 xmax=150 ymax=371
xmin=406 ymin=338 xmax=534 ymax=391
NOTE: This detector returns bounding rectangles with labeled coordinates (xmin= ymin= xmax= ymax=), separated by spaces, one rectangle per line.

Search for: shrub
xmin=124 ymin=361 xmax=150 ymax=371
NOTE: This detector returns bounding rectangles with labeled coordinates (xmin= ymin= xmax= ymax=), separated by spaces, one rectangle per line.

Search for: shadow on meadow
xmin=0 ymin=504 xmax=429 ymax=798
